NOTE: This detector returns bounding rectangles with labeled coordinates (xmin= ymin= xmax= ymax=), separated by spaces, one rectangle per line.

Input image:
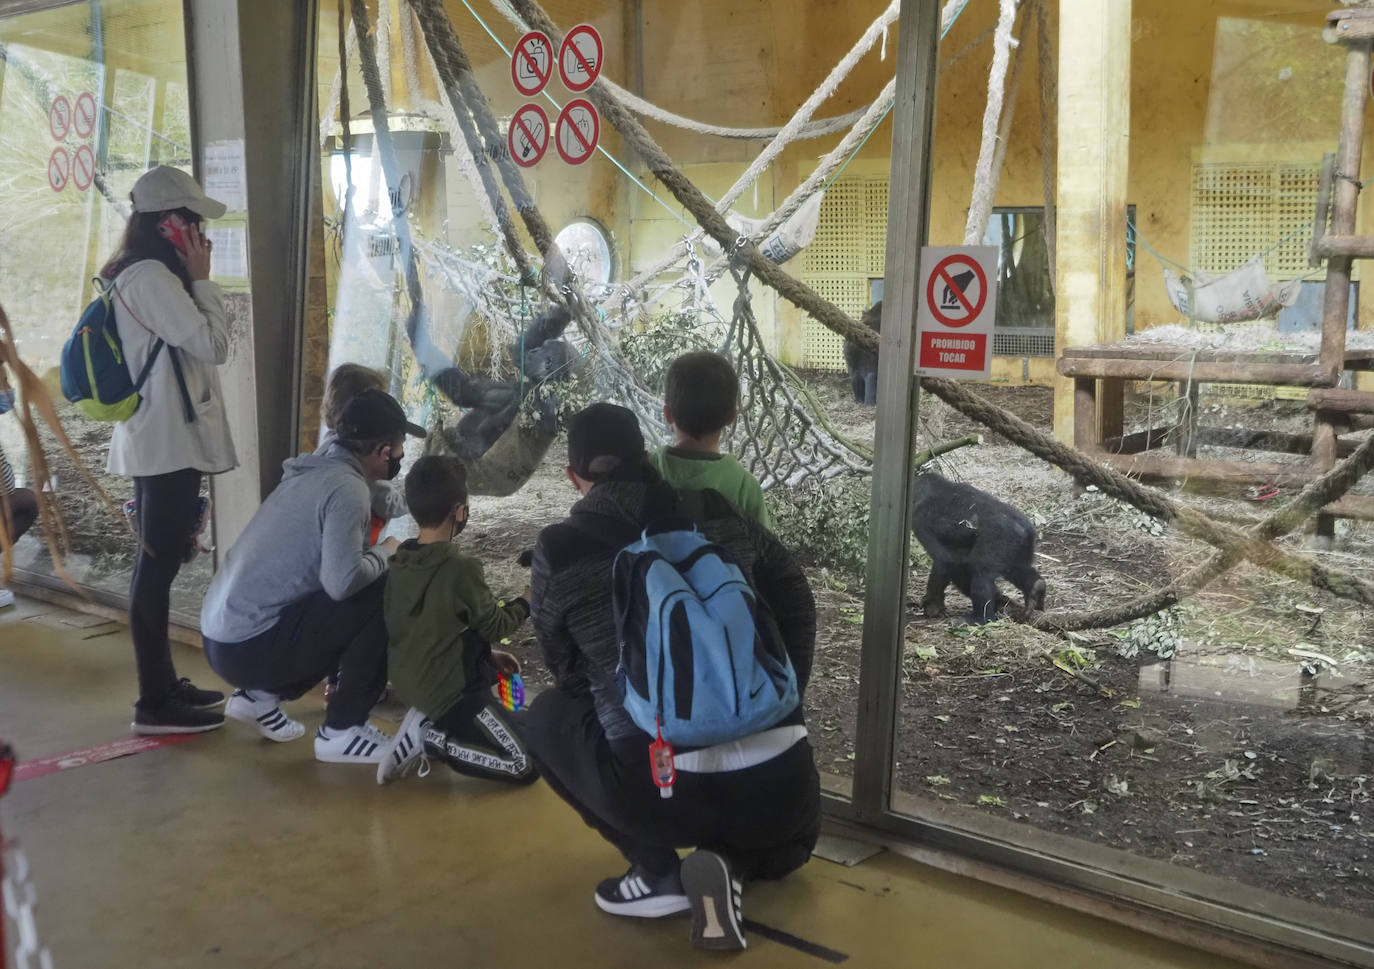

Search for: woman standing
xmin=102 ymin=166 xmax=238 ymax=735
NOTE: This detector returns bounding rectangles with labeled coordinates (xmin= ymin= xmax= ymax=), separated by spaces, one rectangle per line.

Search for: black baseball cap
xmin=567 ymin=403 xmax=645 ymax=480
xmin=336 ymin=389 xmax=425 ymax=442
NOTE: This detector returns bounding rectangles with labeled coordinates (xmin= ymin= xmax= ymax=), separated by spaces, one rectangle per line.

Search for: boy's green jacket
xmin=384 ymin=540 xmax=530 ymax=720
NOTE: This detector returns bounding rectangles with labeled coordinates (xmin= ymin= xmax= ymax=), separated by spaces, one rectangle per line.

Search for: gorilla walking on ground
xmin=911 ymin=470 xmax=1046 ymax=625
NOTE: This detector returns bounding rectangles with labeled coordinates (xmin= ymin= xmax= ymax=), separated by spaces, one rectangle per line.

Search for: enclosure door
xmin=0 ymin=0 xmax=208 ymax=623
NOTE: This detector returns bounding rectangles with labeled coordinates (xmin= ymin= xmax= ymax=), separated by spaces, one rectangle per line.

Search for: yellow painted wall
xmin=314 ymin=1 xmax=1371 ymax=386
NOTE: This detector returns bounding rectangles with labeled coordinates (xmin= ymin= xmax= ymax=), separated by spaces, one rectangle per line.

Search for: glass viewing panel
xmin=312 ymin=0 xmax=899 ymax=798
xmin=0 ymin=0 xmax=204 ymax=622
xmin=894 ymin=0 xmax=1373 ymax=952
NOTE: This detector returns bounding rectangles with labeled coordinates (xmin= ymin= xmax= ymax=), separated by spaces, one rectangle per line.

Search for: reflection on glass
xmin=0 ymin=1 xmax=204 ymax=621
xmin=310 ymin=0 xmax=890 ymax=797
xmin=894 ymin=0 xmax=1373 ymax=943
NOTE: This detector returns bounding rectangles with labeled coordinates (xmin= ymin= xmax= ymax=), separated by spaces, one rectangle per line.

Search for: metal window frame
xmin=842 ymin=3 xmax=1374 ymax=966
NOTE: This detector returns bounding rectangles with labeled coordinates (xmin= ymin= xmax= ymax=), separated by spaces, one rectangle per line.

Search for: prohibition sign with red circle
xmin=72 ymin=144 xmax=95 ymax=191
xmin=511 ymin=31 xmax=553 ymax=97
xmin=508 ymin=103 xmax=549 ymax=168
xmin=555 ymin=99 xmax=599 ymax=165
xmin=48 ymin=147 xmax=70 ymax=192
xmin=558 ymin=24 xmax=602 ymax=93
xmin=49 ymin=96 xmax=71 ymax=140
xmin=73 ymin=92 xmax=97 ymax=139
xmin=925 ymin=253 xmax=988 ymax=328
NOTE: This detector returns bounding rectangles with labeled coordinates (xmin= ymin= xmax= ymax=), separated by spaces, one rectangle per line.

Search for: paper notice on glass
xmin=207 ymin=227 xmax=248 ymax=286
xmin=203 ymin=140 xmax=247 ymax=213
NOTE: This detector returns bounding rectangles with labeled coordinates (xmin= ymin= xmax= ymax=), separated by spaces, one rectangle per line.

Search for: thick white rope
xmin=963 ymin=0 xmax=1020 ymax=245
xmin=484 ymin=0 xmax=871 ymax=141
xmin=988 ymin=3 xmax=1029 ymax=212
xmin=714 ymin=0 xmax=899 ymax=214
xmin=611 ymin=2 xmax=907 ymax=305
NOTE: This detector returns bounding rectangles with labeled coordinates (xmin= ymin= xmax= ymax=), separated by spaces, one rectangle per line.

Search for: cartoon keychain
xmin=649 ymin=721 xmax=675 ymax=799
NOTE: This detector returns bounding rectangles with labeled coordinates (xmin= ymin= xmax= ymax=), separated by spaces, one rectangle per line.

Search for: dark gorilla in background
xmin=430 ymin=305 xmax=574 ymax=461
xmin=843 ymin=300 xmax=881 ymax=406
xmin=911 ymin=471 xmax=1046 ymax=625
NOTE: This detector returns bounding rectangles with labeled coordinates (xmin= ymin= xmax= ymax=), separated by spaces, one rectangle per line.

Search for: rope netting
xmin=318 ymin=0 xmax=1374 ymax=635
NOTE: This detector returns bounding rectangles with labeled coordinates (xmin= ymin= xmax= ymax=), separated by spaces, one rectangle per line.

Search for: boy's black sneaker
xmin=593 ymin=865 xmax=690 ymax=918
xmin=131 ymin=697 xmax=226 ymax=735
xmin=171 ymin=677 xmax=225 ymax=710
xmin=682 ymin=849 xmax=746 ymax=950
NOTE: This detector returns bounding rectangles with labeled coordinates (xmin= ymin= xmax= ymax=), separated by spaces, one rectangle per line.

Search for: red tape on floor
xmin=14 ymin=734 xmax=202 ymax=783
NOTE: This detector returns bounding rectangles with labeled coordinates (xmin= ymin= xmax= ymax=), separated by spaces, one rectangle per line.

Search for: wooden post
xmin=1053 ymin=0 xmax=1132 ymax=444
xmin=1319 ymin=17 xmax=1372 ymax=382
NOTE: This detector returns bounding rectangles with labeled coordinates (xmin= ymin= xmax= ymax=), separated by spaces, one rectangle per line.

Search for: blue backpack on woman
xmin=60 ymin=280 xmax=194 ymax=423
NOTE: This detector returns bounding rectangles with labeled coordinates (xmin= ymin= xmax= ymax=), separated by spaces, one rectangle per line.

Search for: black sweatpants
xmin=129 ymin=469 xmax=203 ymax=706
xmin=203 ymin=577 xmax=388 ymax=729
xmin=425 ymin=689 xmax=537 ymax=785
xmin=524 ymin=689 xmax=821 ymax=881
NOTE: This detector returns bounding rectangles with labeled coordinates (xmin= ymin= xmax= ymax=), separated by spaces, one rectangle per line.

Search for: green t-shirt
xmin=649 ymin=446 xmax=770 ymax=528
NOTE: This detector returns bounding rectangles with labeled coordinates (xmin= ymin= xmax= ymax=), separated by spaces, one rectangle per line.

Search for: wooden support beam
xmin=1307 ymin=387 xmax=1374 ymax=413
xmin=1095 ymin=453 xmax=1318 ymax=488
xmin=1058 ymin=357 xmax=1336 ymax=385
xmin=1318 ymin=27 xmax=1369 ymax=375
xmin=1192 ymin=426 xmax=1358 ymax=459
xmin=1073 ymin=377 xmax=1098 ymax=452
xmin=1103 ymin=424 xmax=1174 ymax=455
xmin=1315 ymin=234 xmax=1374 ymax=259
xmin=1323 ymin=495 xmax=1374 ymax=522
xmin=1053 ymin=0 xmax=1131 ymax=445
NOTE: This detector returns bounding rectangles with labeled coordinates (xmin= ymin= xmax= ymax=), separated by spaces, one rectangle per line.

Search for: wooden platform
xmin=1058 ymin=344 xmax=1374 ymax=385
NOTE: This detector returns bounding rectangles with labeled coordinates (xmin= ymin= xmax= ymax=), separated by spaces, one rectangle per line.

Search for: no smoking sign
xmin=914 ymin=246 xmax=998 ymax=379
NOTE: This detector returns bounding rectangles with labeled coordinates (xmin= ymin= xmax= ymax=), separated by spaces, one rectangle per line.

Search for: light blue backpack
xmin=612 ymin=521 xmax=799 ymax=748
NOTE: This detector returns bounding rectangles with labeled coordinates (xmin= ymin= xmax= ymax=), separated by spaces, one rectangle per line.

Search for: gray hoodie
xmin=201 ymin=440 xmax=392 ymax=643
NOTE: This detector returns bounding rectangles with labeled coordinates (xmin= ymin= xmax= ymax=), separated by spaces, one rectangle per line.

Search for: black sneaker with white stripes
xmin=377 ymin=707 xmax=431 ymax=785
xmin=594 ymin=865 xmax=690 ymax=918
xmin=682 ymin=849 xmax=746 ymax=950
xmin=313 ymin=723 xmax=391 ymax=764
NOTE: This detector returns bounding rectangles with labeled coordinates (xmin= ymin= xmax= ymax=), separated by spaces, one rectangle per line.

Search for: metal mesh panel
xmin=992 ymin=327 xmax=1055 ymax=357
xmin=802 ymin=277 xmax=870 ymax=370
xmin=865 ymin=180 xmax=889 ymax=276
xmin=803 ymin=177 xmax=869 ymax=275
xmin=1190 ymin=161 xmax=1320 ymax=280
xmin=802 ymin=174 xmax=888 ymax=369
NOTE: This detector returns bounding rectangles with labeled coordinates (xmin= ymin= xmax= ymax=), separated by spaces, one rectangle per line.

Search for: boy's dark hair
xmin=664 ymin=351 xmax=739 ymax=438
xmin=405 ymin=455 xmax=468 ymax=528
xmin=322 ymin=364 xmax=386 ymax=431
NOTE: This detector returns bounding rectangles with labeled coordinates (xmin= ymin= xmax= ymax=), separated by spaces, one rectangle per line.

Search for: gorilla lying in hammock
xmin=423 ymin=305 xmax=578 ymax=496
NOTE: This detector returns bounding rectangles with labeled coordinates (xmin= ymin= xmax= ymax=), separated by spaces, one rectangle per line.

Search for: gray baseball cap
xmin=130 ymin=165 xmax=227 ymax=220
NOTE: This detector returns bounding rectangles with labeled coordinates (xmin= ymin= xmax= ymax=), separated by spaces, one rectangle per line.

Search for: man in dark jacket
xmin=526 ymin=403 xmax=820 ymax=952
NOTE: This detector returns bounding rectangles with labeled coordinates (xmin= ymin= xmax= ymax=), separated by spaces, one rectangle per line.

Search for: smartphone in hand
xmin=157 ymin=213 xmax=193 ymax=254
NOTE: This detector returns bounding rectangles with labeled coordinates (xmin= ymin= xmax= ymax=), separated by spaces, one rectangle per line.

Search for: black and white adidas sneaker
xmin=314 ymin=723 xmax=391 ymax=764
xmin=593 ymin=866 xmax=690 ymax=918
xmin=682 ymin=849 xmax=746 ymax=950
xmin=225 ymin=689 xmax=305 ymax=742
xmin=377 ymin=707 xmax=431 ymax=785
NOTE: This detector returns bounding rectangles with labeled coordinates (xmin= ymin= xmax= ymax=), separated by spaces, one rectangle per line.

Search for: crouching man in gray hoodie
xmin=201 ymin=390 xmax=425 ymax=765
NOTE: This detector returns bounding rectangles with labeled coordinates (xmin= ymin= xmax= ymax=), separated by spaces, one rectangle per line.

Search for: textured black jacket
xmin=530 ymin=469 xmax=816 ymax=742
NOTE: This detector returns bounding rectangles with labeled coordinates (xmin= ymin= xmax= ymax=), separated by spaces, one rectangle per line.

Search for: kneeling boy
xmin=378 ymin=455 xmax=536 ymax=786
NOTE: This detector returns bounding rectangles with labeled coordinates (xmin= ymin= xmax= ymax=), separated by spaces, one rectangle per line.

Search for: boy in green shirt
xmin=377 ymin=455 xmax=536 ymax=786
xmin=648 ymin=351 xmax=770 ymax=527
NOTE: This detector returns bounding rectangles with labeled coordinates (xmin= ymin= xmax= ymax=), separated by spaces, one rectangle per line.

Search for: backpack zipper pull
xmin=649 ymin=720 xmax=675 ymax=799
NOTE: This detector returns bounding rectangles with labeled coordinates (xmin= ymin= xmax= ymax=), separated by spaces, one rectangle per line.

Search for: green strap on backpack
xmin=60 ymin=279 xmax=196 ymax=424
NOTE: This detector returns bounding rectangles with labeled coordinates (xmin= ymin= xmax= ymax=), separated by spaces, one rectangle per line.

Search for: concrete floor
xmin=0 ymin=594 xmax=1257 ymax=969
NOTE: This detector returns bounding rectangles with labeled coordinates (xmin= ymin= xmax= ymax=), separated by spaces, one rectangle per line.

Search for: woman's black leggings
xmin=129 ymin=468 xmax=203 ymax=706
